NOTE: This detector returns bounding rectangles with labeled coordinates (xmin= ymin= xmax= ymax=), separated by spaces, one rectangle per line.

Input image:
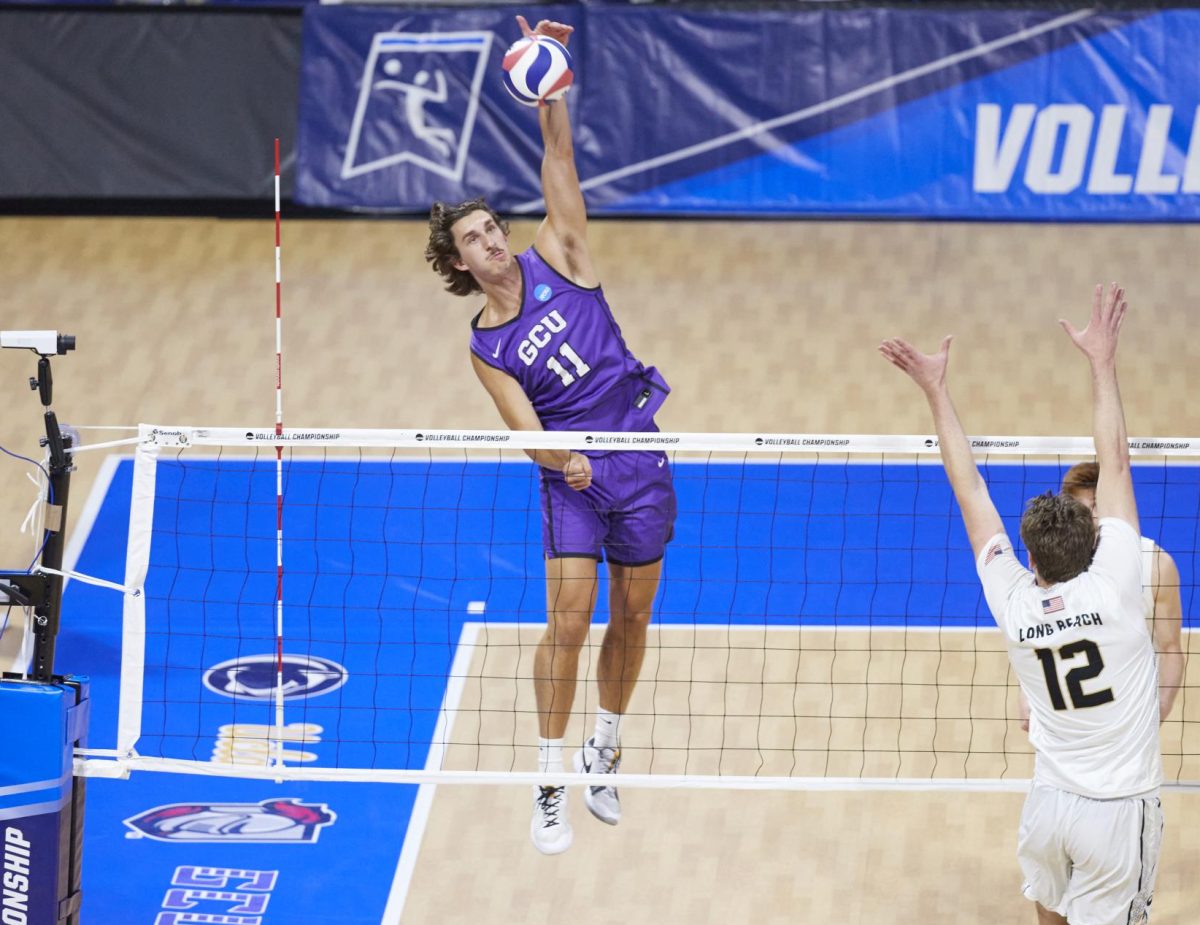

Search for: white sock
xmin=593 ymin=708 xmax=621 ymax=749
xmin=538 ymin=737 xmax=565 ymax=775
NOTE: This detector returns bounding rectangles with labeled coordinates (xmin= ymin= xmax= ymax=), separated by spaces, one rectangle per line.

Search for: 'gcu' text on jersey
xmin=469 ymin=248 xmax=669 ymax=439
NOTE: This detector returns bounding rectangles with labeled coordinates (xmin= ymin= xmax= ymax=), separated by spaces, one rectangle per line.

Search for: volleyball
xmin=501 ymin=35 xmax=574 ymax=107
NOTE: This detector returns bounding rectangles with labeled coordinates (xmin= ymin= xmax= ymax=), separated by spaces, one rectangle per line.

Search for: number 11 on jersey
xmin=546 ymin=342 xmax=591 ymax=387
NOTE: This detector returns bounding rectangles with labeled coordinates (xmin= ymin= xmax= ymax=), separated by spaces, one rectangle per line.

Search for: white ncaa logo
xmin=342 ymin=31 xmax=493 ymax=182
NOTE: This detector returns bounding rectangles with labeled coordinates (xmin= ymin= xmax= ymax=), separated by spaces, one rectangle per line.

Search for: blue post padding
xmin=0 ymin=677 xmax=88 ymax=925
xmin=0 ymin=680 xmax=71 ymax=795
xmin=65 ymin=678 xmax=89 ymax=748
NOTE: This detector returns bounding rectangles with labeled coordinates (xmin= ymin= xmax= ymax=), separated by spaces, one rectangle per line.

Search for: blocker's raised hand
xmin=878 ymin=334 xmax=955 ymax=396
xmin=1060 ymin=281 xmax=1127 ymax=368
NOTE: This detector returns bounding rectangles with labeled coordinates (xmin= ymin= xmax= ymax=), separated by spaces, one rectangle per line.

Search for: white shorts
xmin=1018 ymin=783 xmax=1163 ymax=925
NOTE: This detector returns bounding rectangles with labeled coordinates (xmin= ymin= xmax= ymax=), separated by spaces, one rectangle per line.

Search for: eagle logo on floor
xmin=124 ymin=798 xmax=336 ymax=843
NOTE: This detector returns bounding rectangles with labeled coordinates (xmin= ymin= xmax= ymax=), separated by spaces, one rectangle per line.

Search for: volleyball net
xmin=75 ymin=425 xmax=1200 ymax=790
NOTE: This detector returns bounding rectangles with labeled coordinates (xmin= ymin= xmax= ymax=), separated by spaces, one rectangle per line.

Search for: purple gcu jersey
xmin=469 ymin=247 xmax=676 ymax=565
xmin=469 ymin=248 xmax=669 ymax=438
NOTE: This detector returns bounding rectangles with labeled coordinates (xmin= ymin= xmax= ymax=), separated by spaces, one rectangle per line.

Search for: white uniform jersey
xmin=978 ymin=517 xmax=1161 ymax=799
xmin=1139 ymin=535 xmax=1158 ymax=619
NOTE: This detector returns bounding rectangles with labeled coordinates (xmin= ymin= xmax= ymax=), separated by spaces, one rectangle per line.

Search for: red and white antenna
xmin=272 ymin=137 xmax=286 ymax=769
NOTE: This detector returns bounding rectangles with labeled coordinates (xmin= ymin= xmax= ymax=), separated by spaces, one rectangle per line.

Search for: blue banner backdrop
xmin=297 ymin=5 xmax=1200 ymax=219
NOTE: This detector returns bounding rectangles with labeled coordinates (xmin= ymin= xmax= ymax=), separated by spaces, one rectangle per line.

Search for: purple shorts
xmin=539 ymin=451 xmax=676 ymax=566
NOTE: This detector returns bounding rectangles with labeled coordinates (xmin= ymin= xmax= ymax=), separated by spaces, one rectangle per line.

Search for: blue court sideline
xmin=55 ymin=457 xmax=1198 ymax=923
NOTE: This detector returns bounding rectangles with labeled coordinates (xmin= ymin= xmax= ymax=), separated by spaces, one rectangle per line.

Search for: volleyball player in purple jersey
xmin=424 ymin=15 xmax=676 ymax=855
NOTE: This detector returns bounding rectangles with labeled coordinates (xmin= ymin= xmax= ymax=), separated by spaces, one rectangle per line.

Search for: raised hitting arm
xmin=1060 ymin=283 xmax=1137 ymax=535
xmin=516 ymin=15 xmax=598 ymax=289
xmin=879 ymin=335 xmax=1004 ymax=557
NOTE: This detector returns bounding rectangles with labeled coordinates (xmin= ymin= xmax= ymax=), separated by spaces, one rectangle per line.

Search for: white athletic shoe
xmin=530 ymin=785 xmax=573 ymax=855
xmin=573 ymin=737 xmax=622 ymax=826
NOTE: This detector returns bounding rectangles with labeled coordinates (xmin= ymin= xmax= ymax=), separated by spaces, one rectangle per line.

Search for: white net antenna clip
xmin=37 ymin=566 xmax=142 ymax=597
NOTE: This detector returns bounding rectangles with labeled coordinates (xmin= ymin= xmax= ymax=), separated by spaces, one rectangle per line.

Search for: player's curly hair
xmin=1020 ymin=491 xmax=1096 ymax=583
xmin=425 ymin=197 xmax=510 ymax=297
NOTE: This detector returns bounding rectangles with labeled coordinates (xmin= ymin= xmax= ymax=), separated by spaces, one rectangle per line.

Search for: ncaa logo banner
xmin=340 ymin=32 xmax=492 ymax=185
xmin=298 ymin=6 xmax=1200 ymax=219
xmin=298 ymin=7 xmax=569 ymax=210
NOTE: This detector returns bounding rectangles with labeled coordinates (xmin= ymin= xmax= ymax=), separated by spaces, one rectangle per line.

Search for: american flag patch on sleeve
xmin=985 ymin=543 xmax=1004 ymax=565
xmin=1042 ymin=596 xmax=1064 ymax=614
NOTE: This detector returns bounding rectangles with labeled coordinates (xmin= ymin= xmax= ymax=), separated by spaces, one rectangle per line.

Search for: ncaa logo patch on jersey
xmin=341 ymin=31 xmax=493 ymax=183
xmin=203 ymin=653 xmax=348 ymax=701
xmin=124 ymin=798 xmax=336 ymax=844
xmin=534 ymin=283 xmax=553 ymax=302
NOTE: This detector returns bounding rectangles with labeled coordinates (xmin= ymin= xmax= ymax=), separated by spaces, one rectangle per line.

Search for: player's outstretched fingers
xmin=878 ymin=339 xmax=911 ymax=373
xmin=891 ymin=337 xmax=918 ymax=365
xmin=1104 ymin=284 xmax=1121 ymax=321
xmin=1061 ymin=284 xmax=1102 ymax=344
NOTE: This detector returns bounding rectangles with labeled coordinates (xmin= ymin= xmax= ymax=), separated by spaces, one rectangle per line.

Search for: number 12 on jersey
xmin=1034 ymin=639 xmax=1115 ymax=711
xmin=546 ymin=342 xmax=591 ymax=387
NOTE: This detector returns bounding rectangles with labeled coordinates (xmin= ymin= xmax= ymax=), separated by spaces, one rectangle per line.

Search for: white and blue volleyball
xmin=501 ymin=35 xmax=574 ymax=107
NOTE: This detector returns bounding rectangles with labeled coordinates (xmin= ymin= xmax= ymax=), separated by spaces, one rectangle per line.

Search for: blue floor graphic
xmin=55 ymin=456 xmax=1199 ymax=923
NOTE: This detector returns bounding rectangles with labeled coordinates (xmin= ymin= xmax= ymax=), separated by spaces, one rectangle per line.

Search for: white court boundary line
xmin=381 ymin=621 xmax=479 ymax=925
xmin=510 ymin=8 xmax=1097 ymax=211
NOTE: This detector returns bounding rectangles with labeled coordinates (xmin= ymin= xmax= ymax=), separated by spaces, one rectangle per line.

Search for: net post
xmin=0 ymin=344 xmax=79 ymax=683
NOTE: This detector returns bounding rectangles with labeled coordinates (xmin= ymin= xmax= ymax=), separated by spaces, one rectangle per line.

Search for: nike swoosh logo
xmin=491 ymin=340 xmax=502 ymax=359
xmin=658 ymin=456 xmax=666 ymax=468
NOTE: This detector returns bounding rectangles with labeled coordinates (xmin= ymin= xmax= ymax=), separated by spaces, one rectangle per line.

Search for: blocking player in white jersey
xmin=880 ymin=283 xmax=1163 ymax=925
xmin=1019 ymin=460 xmax=1186 ymax=734
xmin=1061 ymin=461 xmax=1185 ymax=721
